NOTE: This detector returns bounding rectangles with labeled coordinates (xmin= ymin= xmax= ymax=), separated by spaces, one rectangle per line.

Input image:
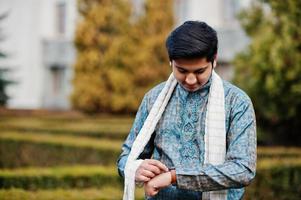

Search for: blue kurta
xmin=117 ymin=76 xmax=256 ymax=200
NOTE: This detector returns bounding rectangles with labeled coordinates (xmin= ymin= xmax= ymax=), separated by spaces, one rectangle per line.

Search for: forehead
xmin=173 ymin=58 xmax=210 ymax=69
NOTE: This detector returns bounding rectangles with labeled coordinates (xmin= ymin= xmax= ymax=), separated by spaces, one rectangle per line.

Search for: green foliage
xmin=0 ymin=188 xmax=124 ymax=200
xmin=0 ymin=165 xmax=121 ymax=190
xmin=1 ymin=113 xmax=301 ymax=199
xmin=0 ymin=13 xmax=12 ymax=106
xmin=0 ymin=188 xmax=145 ymax=200
xmin=245 ymin=163 xmax=301 ymax=200
xmin=233 ymin=0 xmax=301 ymax=145
xmin=0 ymin=69 xmax=10 ymax=106
xmin=0 ymin=115 xmax=129 ymax=168
xmin=0 ymin=139 xmax=119 ymax=168
xmin=0 ymin=132 xmax=122 ymax=151
xmin=0 ymin=116 xmax=132 ymax=140
xmin=258 ymin=146 xmax=301 ymax=159
xmin=72 ymin=0 xmax=174 ymax=113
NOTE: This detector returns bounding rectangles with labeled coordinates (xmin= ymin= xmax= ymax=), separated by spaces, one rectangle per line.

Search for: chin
xmin=185 ymin=86 xmax=201 ymax=92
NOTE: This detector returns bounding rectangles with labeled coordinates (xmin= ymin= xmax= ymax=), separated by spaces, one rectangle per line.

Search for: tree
xmin=0 ymin=12 xmax=13 ymax=106
xmin=72 ymin=0 xmax=174 ymax=113
xmin=131 ymin=0 xmax=174 ymax=99
xmin=106 ymin=0 xmax=174 ymax=112
xmin=72 ymin=0 xmax=132 ymax=113
xmin=233 ymin=0 xmax=301 ymax=145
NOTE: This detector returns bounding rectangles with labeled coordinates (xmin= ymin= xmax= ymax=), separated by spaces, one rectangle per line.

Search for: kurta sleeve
xmin=117 ymin=93 xmax=155 ymax=178
xmin=176 ymin=94 xmax=257 ymax=191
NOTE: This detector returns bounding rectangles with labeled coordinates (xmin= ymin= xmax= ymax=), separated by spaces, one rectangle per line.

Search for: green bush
xmin=0 ymin=188 xmax=145 ymax=200
xmin=0 ymin=127 xmax=127 ymax=140
xmin=1 ymin=114 xmax=301 ymax=199
xmin=0 ymin=116 xmax=133 ymax=140
xmin=0 ymin=138 xmax=121 ymax=168
xmin=0 ymin=165 xmax=121 ymax=190
xmin=245 ymin=161 xmax=301 ymax=199
xmin=233 ymin=0 xmax=301 ymax=145
xmin=0 ymin=132 xmax=122 ymax=150
xmin=72 ymin=0 xmax=174 ymax=113
xmin=257 ymin=147 xmax=301 ymax=159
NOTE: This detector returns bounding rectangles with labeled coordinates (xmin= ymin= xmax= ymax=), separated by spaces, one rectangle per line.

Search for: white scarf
xmin=123 ymin=71 xmax=227 ymax=200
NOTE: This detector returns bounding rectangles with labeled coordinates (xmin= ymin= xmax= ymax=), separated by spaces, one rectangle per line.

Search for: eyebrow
xmin=175 ymin=64 xmax=209 ymax=73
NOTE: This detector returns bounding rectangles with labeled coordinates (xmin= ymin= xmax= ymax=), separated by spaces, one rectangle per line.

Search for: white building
xmin=0 ymin=0 xmax=77 ymax=109
xmin=0 ymin=0 xmax=250 ymax=110
xmin=175 ymin=0 xmax=250 ymax=79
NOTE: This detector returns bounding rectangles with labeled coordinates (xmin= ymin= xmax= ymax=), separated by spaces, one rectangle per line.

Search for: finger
xmin=148 ymin=160 xmax=169 ymax=172
xmin=141 ymin=169 xmax=156 ymax=178
xmin=143 ymin=164 xmax=161 ymax=175
xmin=149 ymin=189 xmax=159 ymax=197
xmin=145 ymin=186 xmax=158 ymax=197
xmin=136 ymin=175 xmax=150 ymax=182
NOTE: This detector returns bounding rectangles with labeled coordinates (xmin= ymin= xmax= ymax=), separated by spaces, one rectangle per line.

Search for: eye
xmin=195 ymin=70 xmax=205 ymax=74
xmin=178 ymin=68 xmax=186 ymax=73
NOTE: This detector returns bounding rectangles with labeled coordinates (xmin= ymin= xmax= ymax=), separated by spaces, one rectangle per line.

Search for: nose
xmin=185 ymin=73 xmax=197 ymax=85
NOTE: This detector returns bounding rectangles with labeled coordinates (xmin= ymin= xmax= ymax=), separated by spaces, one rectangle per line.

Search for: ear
xmin=213 ymin=54 xmax=217 ymax=68
xmin=169 ymin=61 xmax=172 ymax=67
xmin=213 ymin=60 xmax=217 ymax=68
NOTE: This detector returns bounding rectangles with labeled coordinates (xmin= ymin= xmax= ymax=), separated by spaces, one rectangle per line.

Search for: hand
xmin=144 ymin=171 xmax=172 ymax=197
xmin=135 ymin=159 xmax=169 ymax=182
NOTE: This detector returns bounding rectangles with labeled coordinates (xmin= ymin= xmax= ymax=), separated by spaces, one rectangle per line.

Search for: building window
xmin=56 ymin=2 xmax=66 ymax=35
xmin=50 ymin=66 xmax=64 ymax=95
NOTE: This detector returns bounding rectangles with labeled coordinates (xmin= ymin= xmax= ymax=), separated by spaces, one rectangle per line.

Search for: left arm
xmin=175 ymin=95 xmax=257 ymax=191
xmin=144 ymin=93 xmax=257 ymax=196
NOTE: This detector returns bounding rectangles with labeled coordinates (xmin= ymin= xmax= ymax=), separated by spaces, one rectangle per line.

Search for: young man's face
xmin=172 ymin=58 xmax=213 ymax=92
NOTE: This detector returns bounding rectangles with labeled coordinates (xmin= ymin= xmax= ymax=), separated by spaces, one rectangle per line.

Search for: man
xmin=117 ymin=21 xmax=256 ymax=200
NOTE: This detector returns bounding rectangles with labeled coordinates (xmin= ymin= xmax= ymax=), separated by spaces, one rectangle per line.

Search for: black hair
xmin=166 ymin=21 xmax=218 ymax=63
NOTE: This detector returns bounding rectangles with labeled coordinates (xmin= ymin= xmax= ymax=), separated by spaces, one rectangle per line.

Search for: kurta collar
xmin=176 ymin=74 xmax=213 ymax=100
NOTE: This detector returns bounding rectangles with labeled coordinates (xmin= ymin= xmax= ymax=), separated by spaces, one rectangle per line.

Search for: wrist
xmin=169 ymin=170 xmax=177 ymax=184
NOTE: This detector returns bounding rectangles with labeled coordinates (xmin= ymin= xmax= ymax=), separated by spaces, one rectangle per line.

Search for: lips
xmin=185 ymin=86 xmax=197 ymax=91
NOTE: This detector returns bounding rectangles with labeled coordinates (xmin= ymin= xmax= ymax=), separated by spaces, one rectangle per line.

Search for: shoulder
xmin=143 ymin=81 xmax=167 ymax=111
xmin=222 ymin=80 xmax=253 ymax=109
xmin=133 ymin=82 xmax=167 ymax=124
xmin=145 ymin=81 xmax=166 ymax=97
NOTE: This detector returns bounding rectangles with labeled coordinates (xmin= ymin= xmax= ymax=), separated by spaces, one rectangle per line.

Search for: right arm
xmin=117 ymin=94 xmax=168 ymax=181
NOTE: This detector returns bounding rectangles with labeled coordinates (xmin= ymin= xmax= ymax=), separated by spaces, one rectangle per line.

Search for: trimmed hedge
xmin=0 ymin=116 xmax=133 ymax=140
xmin=0 ymin=188 xmax=145 ymax=200
xmin=2 ymin=132 xmax=301 ymax=169
xmin=1 ymin=159 xmax=301 ymax=200
xmin=257 ymin=147 xmax=301 ymax=159
xmin=0 ymin=165 xmax=121 ymax=190
xmin=0 ymin=188 xmax=124 ymax=200
xmin=1 ymin=114 xmax=301 ymax=199
xmin=245 ymin=160 xmax=301 ymax=200
xmin=0 ymin=132 xmax=122 ymax=151
xmin=0 ymin=140 xmax=120 ymax=168
xmin=0 ymin=126 xmax=128 ymax=140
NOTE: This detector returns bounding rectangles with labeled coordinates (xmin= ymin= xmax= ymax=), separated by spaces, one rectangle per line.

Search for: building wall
xmin=0 ymin=0 xmax=76 ymax=109
xmin=175 ymin=0 xmax=250 ymax=80
xmin=0 ymin=0 xmax=249 ymax=109
xmin=0 ymin=0 xmax=43 ymax=108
